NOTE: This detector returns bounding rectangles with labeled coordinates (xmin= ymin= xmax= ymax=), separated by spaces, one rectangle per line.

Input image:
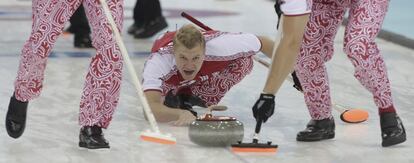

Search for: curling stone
xmin=189 ymin=112 xmax=244 ymax=147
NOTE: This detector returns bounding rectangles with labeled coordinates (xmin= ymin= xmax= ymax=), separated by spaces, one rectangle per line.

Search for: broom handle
xmin=181 ymin=12 xmax=213 ymax=31
xmin=255 ymin=119 xmax=263 ymax=134
xmin=252 ymin=119 xmax=262 ymax=143
xmin=253 ymin=56 xmax=348 ymax=113
xmin=99 ymin=0 xmax=160 ymax=133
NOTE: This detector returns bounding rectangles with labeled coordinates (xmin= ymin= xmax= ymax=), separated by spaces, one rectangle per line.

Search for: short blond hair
xmin=173 ymin=24 xmax=206 ymax=50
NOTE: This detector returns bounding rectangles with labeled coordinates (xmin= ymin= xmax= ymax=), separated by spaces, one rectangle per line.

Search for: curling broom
xmin=99 ymin=0 xmax=176 ymax=145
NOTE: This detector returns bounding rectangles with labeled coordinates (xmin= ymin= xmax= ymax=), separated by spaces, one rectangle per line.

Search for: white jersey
xmin=142 ymin=31 xmax=261 ymax=105
xmin=281 ymin=0 xmax=312 ymax=16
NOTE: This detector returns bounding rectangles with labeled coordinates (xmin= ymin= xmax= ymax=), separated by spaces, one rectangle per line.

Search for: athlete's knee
xmin=343 ymin=37 xmax=379 ymax=56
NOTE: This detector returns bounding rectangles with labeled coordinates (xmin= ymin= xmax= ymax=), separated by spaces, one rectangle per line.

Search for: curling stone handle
xmin=204 ymin=106 xmax=216 ymax=116
xmin=205 ymin=113 xmax=213 ymax=118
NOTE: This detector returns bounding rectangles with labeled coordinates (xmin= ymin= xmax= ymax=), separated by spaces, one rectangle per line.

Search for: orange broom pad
xmin=140 ymin=135 xmax=176 ymax=145
xmin=62 ymin=31 xmax=71 ymax=39
xmin=231 ymin=147 xmax=278 ymax=153
xmin=340 ymin=109 xmax=369 ymax=123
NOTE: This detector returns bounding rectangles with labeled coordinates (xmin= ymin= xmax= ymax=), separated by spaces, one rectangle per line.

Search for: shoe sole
xmin=79 ymin=142 xmax=110 ymax=149
xmin=382 ymin=135 xmax=407 ymax=147
xmin=297 ymin=132 xmax=335 ymax=142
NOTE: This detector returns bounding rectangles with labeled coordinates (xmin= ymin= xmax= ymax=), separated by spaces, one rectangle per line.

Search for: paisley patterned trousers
xmin=295 ymin=0 xmax=396 ymax=120
xmin=14 ymin=0 xmax=124 ymax=128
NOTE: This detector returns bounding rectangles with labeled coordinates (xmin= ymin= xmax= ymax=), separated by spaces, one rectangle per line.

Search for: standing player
xmin=5 ymin=0 xmax=125 ymax=149
xmin=294 ymin=0 xmax=406 ymax=147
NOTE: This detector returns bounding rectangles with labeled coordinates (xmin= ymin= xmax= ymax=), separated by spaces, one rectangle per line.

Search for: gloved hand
xmin=164 ymin=89 xmax=190 ymax=109
xmin=164 ymin=89 xmax=206 ymax=116
xmin=252 ymin=93 xmax=275 ymax=123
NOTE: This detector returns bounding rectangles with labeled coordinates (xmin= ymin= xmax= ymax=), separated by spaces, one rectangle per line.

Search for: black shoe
xmin=296 ymin=118 xmax=335 ymax=142
xmin=5 ymin=94 xmax=28 ymax=139
xmin=127 ymin=22 xmax=145 ymax=35
xmin=74 ymin=34 xmax=93 ymax=48
xmin=380 ymin=112 xmax=406 ymax=147
xmin=79 ymin=125 xmax=110 ymax=149
xmin=134 ymin=16 xmax=168 ymax=39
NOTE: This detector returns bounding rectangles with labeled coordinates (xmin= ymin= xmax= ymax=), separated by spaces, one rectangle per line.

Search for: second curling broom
xmin=253 ymin=56 xmax=369 ymax=124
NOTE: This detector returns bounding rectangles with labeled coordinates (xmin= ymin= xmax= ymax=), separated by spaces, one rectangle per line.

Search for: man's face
xmin=174 ymin=45 xmax=205 ymax=80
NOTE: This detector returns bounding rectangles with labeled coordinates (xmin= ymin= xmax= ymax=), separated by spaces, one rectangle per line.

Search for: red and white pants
xmin=14 ymin=0 xmax=124 ymax=128
xmin=295 ymin=0 xmax=396 ymax=120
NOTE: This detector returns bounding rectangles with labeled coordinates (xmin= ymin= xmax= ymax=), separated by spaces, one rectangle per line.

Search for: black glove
xmin=164 ymin=89 xmax=206 ymax=116
xmin=252 ymin=93 xmax=275 ymax=123
xmin=291 ymin=71 xmax=303 ymax=92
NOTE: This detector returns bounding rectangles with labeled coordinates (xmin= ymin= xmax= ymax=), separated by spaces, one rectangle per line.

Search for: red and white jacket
xmin=142 ymin=31 xmax=261 ymax=106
